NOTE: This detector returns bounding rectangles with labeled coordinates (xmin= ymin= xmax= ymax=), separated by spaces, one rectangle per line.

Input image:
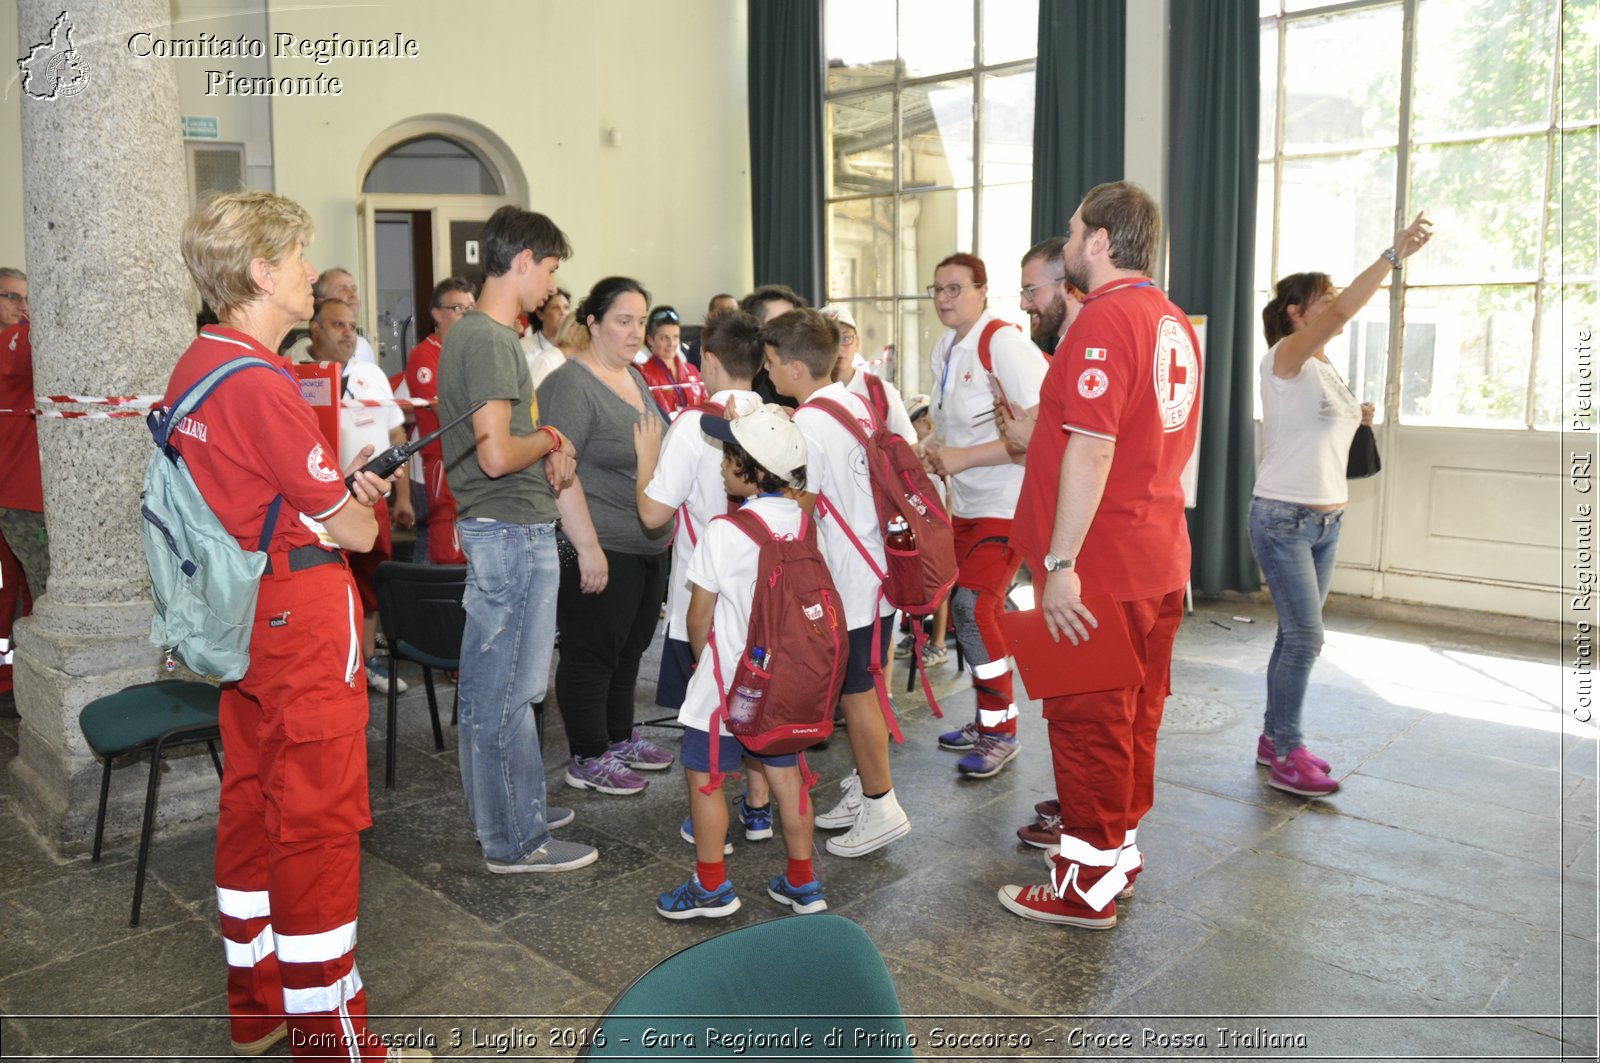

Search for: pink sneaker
xmin=1268 ymin=746 xmax=1340 ymax=797
xmin=1256 ymin=733 xmax=1330 ymax=773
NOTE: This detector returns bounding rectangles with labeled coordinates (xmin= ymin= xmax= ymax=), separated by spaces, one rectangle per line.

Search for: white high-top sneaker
xmin=814 ymin=771 xmax=863 ymax=830
xmin=825 ymin=788 xmax=910 ymax=857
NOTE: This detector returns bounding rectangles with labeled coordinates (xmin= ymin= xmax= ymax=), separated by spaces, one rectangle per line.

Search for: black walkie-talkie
xmin=344 ymin=398 xmax=486 ymax=496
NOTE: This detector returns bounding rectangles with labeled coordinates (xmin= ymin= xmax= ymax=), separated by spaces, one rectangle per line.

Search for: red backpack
xmin=807 ymin=396 xmax=957 ymax=730
xmin=705 ymin=508 xmax=846 ymax=807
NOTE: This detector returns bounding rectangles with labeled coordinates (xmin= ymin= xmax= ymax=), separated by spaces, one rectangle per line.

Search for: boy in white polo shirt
xmin=654 ymin=405 xmax=826 ymax=919
xmin=764 ymin=309 xmax=910 ymax=859
xmin=634 ymin=308 xmax=775 ymax=846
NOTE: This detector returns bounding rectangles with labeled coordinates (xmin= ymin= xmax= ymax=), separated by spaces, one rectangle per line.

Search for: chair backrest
xmin=374 ymin=562 xmax=468 ymax=670
xmin=582 ymin=914 xmax=911 ymax=1060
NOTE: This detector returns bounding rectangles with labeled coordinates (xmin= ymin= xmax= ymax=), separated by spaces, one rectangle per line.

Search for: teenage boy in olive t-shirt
xmin=437 ymin=206 xmax=596 ymax=875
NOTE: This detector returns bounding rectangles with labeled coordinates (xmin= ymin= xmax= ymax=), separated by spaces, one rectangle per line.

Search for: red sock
xmin=786 ymin=857 xmax=814 ymax=886
xmin=697 ymin=860 xmax=726 ymax=890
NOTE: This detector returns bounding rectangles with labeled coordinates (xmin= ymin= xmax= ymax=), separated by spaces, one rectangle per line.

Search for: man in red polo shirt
xmin=405 ymin=278 xmax=475 ymax=564
xmin=1000 ymin=182 xmax=1202 ymax=930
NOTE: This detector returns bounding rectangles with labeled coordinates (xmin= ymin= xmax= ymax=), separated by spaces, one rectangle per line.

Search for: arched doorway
xmin=356 ymin=118 xmax=526 ymax=370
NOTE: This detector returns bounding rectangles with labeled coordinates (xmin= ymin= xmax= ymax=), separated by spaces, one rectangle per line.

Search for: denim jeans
xmin=1248 ymin=497 xmax=1343 ymax=755
xmin=456 ymin=519 xmax=559 ymax=863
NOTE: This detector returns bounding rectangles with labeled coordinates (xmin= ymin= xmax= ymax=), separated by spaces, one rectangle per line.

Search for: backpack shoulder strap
xmin=862 ymin=373 xmax=890 ymax=428
xmin=155 ymin=356 xmax=283 ymax=449
xmin=715 ymin=506 xmax=775 ymax=546
xmin=976 ymin=319 xmax=1018 ymax=375
xmin=805 ymin=396 xmax=872 ymax=446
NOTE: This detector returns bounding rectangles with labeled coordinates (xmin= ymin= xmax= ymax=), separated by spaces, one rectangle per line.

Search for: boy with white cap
xmin=654 ymin=405 xmax=827 ymax=919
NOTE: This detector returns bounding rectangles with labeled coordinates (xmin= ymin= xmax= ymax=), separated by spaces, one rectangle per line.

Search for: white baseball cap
xmin=819 ymin=304 xmax=858 ymax=332
xmin=699 ymin=404 xmax=808 ymax=488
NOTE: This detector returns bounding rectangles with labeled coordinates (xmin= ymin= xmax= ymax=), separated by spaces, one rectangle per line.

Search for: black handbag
xmin=1346 ymin=424 xmax=1381 ymax=479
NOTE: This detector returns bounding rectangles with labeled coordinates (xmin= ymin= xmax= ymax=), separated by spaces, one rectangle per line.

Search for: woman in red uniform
xmin=165 ymin=191 xmax=424 ymax=1061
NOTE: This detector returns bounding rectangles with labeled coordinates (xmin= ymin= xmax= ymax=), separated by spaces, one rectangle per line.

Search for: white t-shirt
xmin=643 ymin=388 xmax=762 ymax=641
xmin=930 ymin=311 xmax=1048 ymax=519
xmin=1254 ymin=346 xmax=1361 ymax=507
xmin=794 ymin=382 xmax=892 ymax=629
xmin=843 ymin=369 xmax=917 ymax=445
xmin=522 ymin=331 xmax=566 ymax=390
xmin=678 ymin=495 xmax=810 ymax=730
xmin=337 ymin=360 xmax=404 ymax=497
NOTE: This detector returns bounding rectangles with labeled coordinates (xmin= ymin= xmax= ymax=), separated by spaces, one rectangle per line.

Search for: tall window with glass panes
xmin=824 ymin=0 xmax=1040 ymax=400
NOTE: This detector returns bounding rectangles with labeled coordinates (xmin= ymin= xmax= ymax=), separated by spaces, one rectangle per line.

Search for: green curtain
xmin=748 ymin=0 xmax=825 ymax=304
xmin=1030 ymin=0 xmax=1126 ymax=243
xmin=1167 ymin=0 xmax=1260 ymax=593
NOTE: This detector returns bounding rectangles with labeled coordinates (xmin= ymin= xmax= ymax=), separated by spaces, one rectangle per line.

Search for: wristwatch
xmin=1042 ymin=554 xmax=1074 ymax=573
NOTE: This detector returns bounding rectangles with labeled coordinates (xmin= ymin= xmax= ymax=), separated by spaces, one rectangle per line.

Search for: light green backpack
xmin=141 ymin=357 xmax=283 ymax=681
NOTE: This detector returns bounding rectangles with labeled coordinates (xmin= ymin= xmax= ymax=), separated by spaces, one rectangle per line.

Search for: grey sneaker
xmin=548 ymin=806 xmax=575 ymax=829
xmin=919 ymin=642 xmax=949 ymax=667
xmin=893 ymin=633 xmax=916 ymax=659
xmin=486 ymin=839 xmax=598 ymax=874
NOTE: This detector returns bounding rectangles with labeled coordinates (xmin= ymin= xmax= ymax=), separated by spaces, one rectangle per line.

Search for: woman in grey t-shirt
xmin=539 ymin=276 xmax=674 ymax=794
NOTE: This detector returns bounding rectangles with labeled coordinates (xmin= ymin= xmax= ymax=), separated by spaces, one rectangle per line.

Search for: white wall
xmin=261 ymin=0 xmax=752 ymax=313
xmin=0 ymin=0 xmax=754 ymax=309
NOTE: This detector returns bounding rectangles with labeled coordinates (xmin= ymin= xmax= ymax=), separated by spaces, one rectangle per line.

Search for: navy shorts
xmin=843 ymin=615 xmax=895 ymax=695
xmin=680 ymin=724 xmax=798 ymax=773
xmin=656 ymin=637 xmax=695 ymax=710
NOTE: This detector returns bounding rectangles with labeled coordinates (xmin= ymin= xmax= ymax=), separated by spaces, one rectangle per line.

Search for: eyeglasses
xmin=925 ymin=283 xmax=978 ymax=300
xmin=1019 ymin=278 xmax=1066 ymax=300
xmin=439 ymin=303 xmax=473 ymax=314
xmin=0 ymin=292 xmax=26 ymax=304
xmin=838 ymin=332 xmax=858 ymax=346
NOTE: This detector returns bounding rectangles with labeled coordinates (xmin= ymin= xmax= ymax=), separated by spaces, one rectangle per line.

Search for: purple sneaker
xmin=564 ymin=751 xmax=647 ymax=795
xmin=938 ymin=721 xmax=981 ymax=752
xmin=1268 ymin=747 xmax=1340 ymax=798
xmin=1256 ymin=733 xmax=1330 ymax=773
xmin=609 ymin=727 xmax=675 ymax=771
xmin=957 ymin=733 xmax=1019 ymax=778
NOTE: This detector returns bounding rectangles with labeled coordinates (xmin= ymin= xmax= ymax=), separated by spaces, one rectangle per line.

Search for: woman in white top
xmin=522 ymin=286 xmax=569 ymax=388
xmin=920 ymin=252 xmax=1049 ymax=780
xmin=1251 ymin=212 xmax=1432 ymax=798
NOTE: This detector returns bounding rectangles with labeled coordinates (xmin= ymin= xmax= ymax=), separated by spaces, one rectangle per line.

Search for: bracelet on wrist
xmin=538 ymin=424 xmax=562 ymax=453
xmin=1382 ymin=246 xmax=1401 ymax=268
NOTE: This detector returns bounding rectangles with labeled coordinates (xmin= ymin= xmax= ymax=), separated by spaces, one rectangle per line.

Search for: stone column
xmin=9 ymin=0 xmax=206 ymax=853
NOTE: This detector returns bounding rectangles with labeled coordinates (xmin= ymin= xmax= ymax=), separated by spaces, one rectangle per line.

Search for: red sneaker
xmin=1034 ymin=798 xmax=1060 ymax=819
xmin=1017 ymin=814 xmax=1061 ymax=850
xmin=997 ymin=882 xmax=1117 ymax=929
xmin=1257 ymin=733 xmax=1330 ymax=773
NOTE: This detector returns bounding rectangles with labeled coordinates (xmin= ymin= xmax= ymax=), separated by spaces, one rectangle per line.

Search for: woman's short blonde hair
xmin=181 ymin=191 xmax=314 ymax=317
xmin=553 ymin=307 xmax=589 ymax=354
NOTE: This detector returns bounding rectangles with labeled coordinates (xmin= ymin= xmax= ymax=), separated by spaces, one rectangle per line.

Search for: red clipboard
xmin=1001 ymin=596 xmax=1144 ymax=699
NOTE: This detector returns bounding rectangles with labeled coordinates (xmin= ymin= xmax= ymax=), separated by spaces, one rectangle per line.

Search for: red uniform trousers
xmin=215 ymin=560 xmax=385 ymax=1061
xmin=953 ymin=517 xmax=1023 ymax=737
xmin=422 ymin=452 xmax=464 ymax=565
xmin=346 ymin=499 xmax=392 ymax=616
xmin=0 ymin=527 xmax=31 ymax=696
xmin=1043 ymin=588 xmax=1183 ymax=910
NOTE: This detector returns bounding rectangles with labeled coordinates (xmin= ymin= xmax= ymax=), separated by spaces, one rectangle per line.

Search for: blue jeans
xmin=456 ymin=519 xmax=559 ymax=863
xmin=1248 ymin=497 xmax=1343 ymax=755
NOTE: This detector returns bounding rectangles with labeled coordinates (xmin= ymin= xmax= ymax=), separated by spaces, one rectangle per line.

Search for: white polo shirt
xmin=794 ymin=382 xmax=893 ymax=629
xmin=930 ymin=311 xmax=1048 ymax=519
xmin=679 ymin=495 xmax=810 ymax=730
xmin=643 ymin=388 xmax=762 ymax=641
xmin=337 ymin=360 xmax=404 ymax=497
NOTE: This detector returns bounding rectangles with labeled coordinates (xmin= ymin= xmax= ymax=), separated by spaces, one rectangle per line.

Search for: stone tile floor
xmin=0 ymin=598 xmax=1594 ymax=1060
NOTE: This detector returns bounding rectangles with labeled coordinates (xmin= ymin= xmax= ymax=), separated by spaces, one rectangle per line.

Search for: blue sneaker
xmin=679 ymin=815 xmax=733 ymax=855
xmin=767 ymin=873 xmax=828 ymax=915
xmin=736 ymin=794 xmax=774 ymax=841
xmin=656 ymin=875 xmax=741 ymax=920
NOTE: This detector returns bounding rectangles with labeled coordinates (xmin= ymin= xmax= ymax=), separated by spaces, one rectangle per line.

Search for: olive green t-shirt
xmin=437 ymin=311 xmax=559 ymax=525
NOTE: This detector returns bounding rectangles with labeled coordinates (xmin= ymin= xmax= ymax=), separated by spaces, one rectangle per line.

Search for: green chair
xmin=78 ymin=680 xmax=223 ymax=926
xmin=581 ymin=914 xmax=912 ymax=1061
xmin=374 ymin=561 xmax=467 ymax=789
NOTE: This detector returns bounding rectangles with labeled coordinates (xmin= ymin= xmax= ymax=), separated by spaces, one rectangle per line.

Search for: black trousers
xmin=555 ymin=547 xmax=671 ymax=759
